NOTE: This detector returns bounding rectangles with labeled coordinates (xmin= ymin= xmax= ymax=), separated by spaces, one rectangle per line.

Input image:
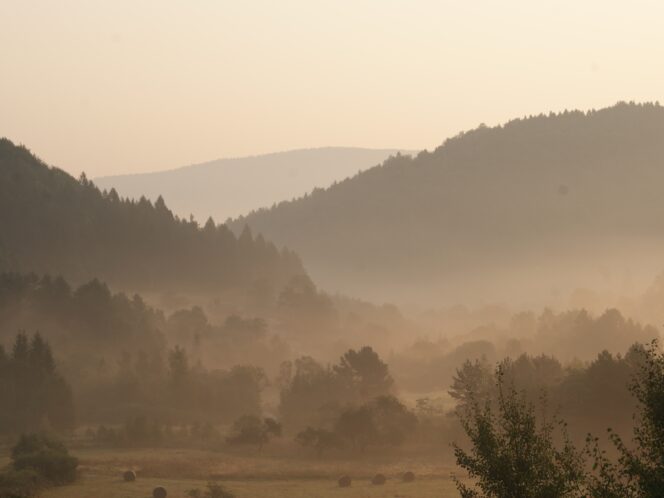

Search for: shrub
xmin=11 ymin=434 xmax=78 ymax=485
xmin=0 ymin=469 xmax=41 ymax=498
xmin=295 ymin=427 xmax=343 ymax=457
xmin=226 ymin=415 xmax=282 ymax=450
xmin=334 ymin=395 xmax=417 ymax=452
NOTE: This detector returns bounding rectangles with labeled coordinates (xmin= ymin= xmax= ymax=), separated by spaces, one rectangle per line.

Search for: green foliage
xmin=226 ymin=415 xmax=282 ymax=450
xmin=11 ymin=433 xmax=78 ymax=485
xmin=449 ymin=358 xmax=493 ymax=408
xmin=295 ymin=427 xmax=343 ymax=457
xmin=0 ymin=273 xmax=165 ymax=358
xmin=369 ymin=395 xmax=418 ymax=446
xmin=276 ymin=275 xmax=338 ymax=335
xmin=586 ymin=340 xmax=664 ymax=497
xmin=168 ymin=345 xmax=190 ymax=390
xmin=279 ymin=347 xmax=394 ymax=430
xmin=334 ymin=346 xmax=394 ymax=400
xmin=332 ymin=395 xmax=417 ymax=453
xmin=230 ymin=103 xmax=664 ymax=298
xmin=453 ymin=363 xmax=587 ymax=498
xmin=0 ymin=469 xmax=41 ymax=498
xmin=446 ymin=344 xmax=647 ymax=444
xmin=334 ymin=405 xmax=376 ymax=452
xmin=0 ymin=332 xmax=74 ymax=434
xmin=0 ymin=273 xmax=279 ymax=427
xmin=0 ymin=138 xmax=304 ymax=295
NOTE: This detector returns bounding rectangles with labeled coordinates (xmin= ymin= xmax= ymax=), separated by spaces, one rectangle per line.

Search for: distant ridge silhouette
xmin=229 ymin=103 xmax=664 ymax=304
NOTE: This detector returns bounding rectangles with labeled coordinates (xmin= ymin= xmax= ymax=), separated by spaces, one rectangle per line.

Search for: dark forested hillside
xmin=0 ymin=139 xmax=304 ymax=295
xmin=231 ymin=103 xmax=664 ymax=304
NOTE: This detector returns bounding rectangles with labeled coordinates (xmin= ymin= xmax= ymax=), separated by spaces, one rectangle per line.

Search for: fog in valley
xmin=1 ymin=2 xmax=664 ymax=498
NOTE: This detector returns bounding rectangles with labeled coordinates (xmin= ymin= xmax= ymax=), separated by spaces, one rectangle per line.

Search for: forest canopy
xmin=231 ymin=102 xmax=664 ymax=305
xmin=0 ymin=138 xmax=304 ymax=296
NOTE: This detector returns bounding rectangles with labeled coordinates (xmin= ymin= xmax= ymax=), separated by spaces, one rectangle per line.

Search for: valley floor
xmin=44 ymin=474 xmax=459 ymax=498
xmin=40 ymin=447 xmax=460 ymax=498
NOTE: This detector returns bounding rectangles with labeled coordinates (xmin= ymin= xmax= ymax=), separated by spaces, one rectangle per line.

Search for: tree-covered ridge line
xmin=0 ymin=138 xmax=304 ymax=295
xmin=229 ymin=102 xmax=664 ymax=302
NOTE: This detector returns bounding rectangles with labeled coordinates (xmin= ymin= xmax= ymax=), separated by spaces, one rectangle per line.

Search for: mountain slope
xmin=0 ymin=139 xmax=304 ymax=295
xmin=95 ymin=147 xmax=412 ymax=222
xmin=230 ymin=103 xmax=664 ymax=304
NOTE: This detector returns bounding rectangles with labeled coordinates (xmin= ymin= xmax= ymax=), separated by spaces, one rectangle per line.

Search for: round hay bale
xmin=123 ymin=470 xmax=136 ymax=482
xmin=402 ymin=471 xmax=415 ymax=483
xmin=371 ymin=473 xmax=386 ymax=485
xmin=338 ymin=475 xmax=352 ymax=488
xmin=152 ymin=486 xmax=167 ymax=498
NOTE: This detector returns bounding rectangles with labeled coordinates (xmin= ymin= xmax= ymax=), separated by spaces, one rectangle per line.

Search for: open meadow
xmin=40 ymin=447 xmax=460 ymax=498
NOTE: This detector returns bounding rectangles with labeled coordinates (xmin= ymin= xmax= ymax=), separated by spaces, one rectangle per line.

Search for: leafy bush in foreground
xmin=453 ymin=361 xmax=586 ymax=498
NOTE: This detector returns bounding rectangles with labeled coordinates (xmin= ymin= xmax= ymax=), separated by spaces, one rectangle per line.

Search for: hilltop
xmin=230 ymin=103 xmax=664 ymax=305
xmin=95 ymin=147 xmax=412 ymax=222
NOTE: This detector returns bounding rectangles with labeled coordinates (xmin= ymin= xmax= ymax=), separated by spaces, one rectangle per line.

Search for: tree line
xmin=230 ymin=102 xmax=664 ymax=301
xmin=454 ymin=340 xmax=664 ymax=497
xmin=0 ymin=138 xmax=303 ymax=296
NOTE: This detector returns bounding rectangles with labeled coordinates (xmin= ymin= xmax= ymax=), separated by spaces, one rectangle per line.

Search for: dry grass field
xmin=39 ymin=446 xmax=461 ymax=498
xmin=44 ymin=474 xmax=459 ymax=498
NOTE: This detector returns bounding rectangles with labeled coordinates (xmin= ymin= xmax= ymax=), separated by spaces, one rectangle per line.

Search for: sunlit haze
xmin=3 ymin=2 xmax=664 ymax=496
xmin=2 ymin=0 xmax=662 ymax=176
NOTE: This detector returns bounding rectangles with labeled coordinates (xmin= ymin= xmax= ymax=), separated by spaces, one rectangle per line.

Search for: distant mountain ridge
xmin=229 ymin=103 xmax=664 ymax=305
xmin=95 ymin=147 xmax=413 ymax=222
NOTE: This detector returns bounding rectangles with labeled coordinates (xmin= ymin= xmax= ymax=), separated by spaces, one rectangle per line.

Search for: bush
xmin=295 ymin=427 xmax=343 ymax=457
xmin=0 ymin=469 xmax=41 ymax=498
xmin=226 ymin=415 xmax=281 ymax=450
xmin=334 ymin=395 xmax=417 ymax=452
xmin=11 ymin=434 xmax=78 ymax=485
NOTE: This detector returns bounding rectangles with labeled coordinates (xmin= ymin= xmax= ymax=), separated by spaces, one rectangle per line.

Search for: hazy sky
xmin=2 ymin=0 xmax=663 ymax=177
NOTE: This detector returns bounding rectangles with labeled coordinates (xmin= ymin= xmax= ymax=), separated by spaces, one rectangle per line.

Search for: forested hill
xmin=0 ymin=139 xmax=304 ymax=294
xmin=230 ymin=102 xmax=664 ymax=304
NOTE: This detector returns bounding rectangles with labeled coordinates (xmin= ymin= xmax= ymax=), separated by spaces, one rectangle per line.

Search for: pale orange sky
xmin=1 ymin=0 xmax=663 ymax=177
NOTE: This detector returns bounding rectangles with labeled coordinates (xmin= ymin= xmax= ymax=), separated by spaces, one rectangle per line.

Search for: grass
xmin=44 ymin=474 xmax=459 ymax=498
xmin=39 ymin=446 xmax=461 ymax=497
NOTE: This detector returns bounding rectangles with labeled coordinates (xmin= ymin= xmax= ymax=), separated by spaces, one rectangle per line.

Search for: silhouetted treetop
xmin=0 ymin=138 xmax=304 ymax=294
xmin=230 ymin=102 xmax=664 ymax=302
